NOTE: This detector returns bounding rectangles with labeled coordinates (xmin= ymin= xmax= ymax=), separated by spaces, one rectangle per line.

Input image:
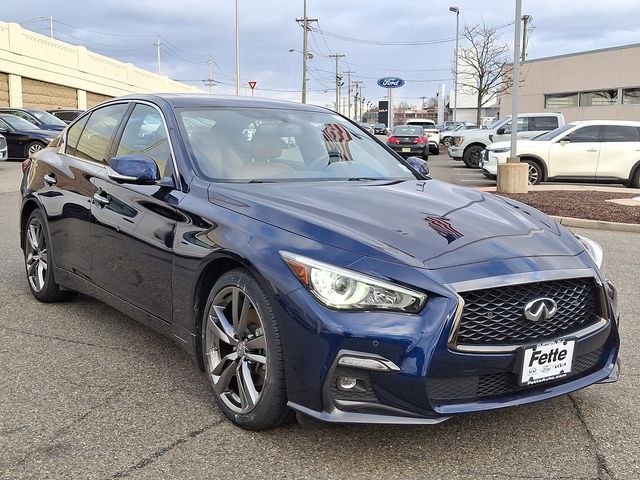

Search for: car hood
xmin=487 ymin=139 xmax=547 ymax=150
xmin=22 ymin=128 xmax=58 ymax=138
xmin=448 ymin=128 xmax=490 ymax=138
xmin=208 ymin=179 xmax=583 ymax=270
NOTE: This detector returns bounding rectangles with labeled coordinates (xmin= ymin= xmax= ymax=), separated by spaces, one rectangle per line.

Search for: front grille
xmin=0 ymin=136 xmax=6 ymax=149
xmin=455 ymin=278 xmax=601 ymax=347
xmin=428 ymin=346 xmax=605 ymax=402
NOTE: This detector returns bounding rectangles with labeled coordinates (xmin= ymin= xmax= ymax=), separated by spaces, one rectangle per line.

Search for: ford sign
xmin=377 ymin=77 xmax=405 ymax=88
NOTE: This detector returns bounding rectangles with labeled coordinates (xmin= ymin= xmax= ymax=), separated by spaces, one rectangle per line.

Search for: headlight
xmin=575 ymin=235 xmax=604 ymax=270
xmin=489 ymin=147 xmax=510 ymax=153
xmin=280 ymin=251 xmax=427 ymax=313
xmin=454 ymin=137 xmax=464 ymax=146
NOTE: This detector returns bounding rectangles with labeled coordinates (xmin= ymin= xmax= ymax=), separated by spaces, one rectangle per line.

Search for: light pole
xmin=449 ymin=6 xmax=459 ymax=125
xmin=235 ymin=0 xmax=240 ymax=95
xmin=496 ymin=0 xmax=528 ymax=194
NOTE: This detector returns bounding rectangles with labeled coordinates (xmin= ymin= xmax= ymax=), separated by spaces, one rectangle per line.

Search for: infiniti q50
xmin=20 ymin=94 xmax=619 ymax=430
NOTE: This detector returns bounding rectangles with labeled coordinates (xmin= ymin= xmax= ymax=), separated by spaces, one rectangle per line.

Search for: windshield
xmin=177 ymin=107 xmax=416 ymax=182
xmin=27 ymin=110 xmax=66 ymax=126
xmin=393 ymin=126 xmax=424 ymax=136
xmin=0 ymin=115 xmax=42 ymax=130
xmin=533 ymin=124 xmax=574 ymax=141
xmin=487 ymin=118 xmax=507 ymax=130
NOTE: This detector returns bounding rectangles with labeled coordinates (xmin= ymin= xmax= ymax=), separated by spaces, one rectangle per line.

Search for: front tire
xmin=25 ymin=141 xmax=45 ymax=158
xmin=24 ymin=210 xmax=76 ymax=302
xmin=523 ymin=159 xmax=543 ymax=185
xmin=462 ymin=145 xmax=484 ymax=168
xmin=201 ymin=269 xmax=290 ymax=430
xmin=628 ymin=168 xmax=640 ymax=188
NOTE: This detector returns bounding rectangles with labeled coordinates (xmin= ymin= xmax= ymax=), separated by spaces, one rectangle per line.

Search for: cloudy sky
xmin=5 ymin=0 xmax=640 ymax=108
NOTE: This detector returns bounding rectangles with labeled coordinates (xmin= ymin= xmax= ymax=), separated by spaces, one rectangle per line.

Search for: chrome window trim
xmin=62 ymin=100 xmax=180 ymax=187
xmin=445 ymin=268 xmax=605 ymax=353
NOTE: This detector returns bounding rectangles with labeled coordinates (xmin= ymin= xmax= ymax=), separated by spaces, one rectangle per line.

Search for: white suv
xmin=480 ymin=120 xmax=640 ymax=187
xmin=448 ymin=113 xmax=565 ymax=168
xmin=406 ymin=119 xmax=440 ymax=154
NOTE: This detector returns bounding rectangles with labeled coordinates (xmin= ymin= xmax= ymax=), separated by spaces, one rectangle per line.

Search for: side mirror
xmin=496 ymin=127 xmax=506 ymax=135
xmin=406 ymin=156 xmax=429 ymax=178
xmin=107 ymin=154 xmax=161 ymax=184
xmin=560 ymin=137 xmax=571 ymax=144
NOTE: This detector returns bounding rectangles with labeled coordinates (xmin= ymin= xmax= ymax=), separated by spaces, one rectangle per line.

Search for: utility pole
xmin=295 ymin=1 xmax=318 ymax=104
xmin=204 ymin=56 xmax=216 ymax=93
xmin=353 ymin=80 xmax=363 ymax=121
xmin=49 ymin=16 xmax=54 ymax=38
xmin=235 ymin=0 xmax=240 ymax=95
xmin=449 ymin=6 xmax=460 ymax=124
xmin=521 ymin=15 xmax=532 ymax=63
xmin=155 ymin=35 xmax=162 ymax=74
xmin=343 ymin=70 xmax=355 ymax=119
xmin=329 ymin=54 xmax=345 ymax=113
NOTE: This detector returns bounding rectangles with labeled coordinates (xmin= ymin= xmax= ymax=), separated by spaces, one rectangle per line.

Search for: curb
xmin=551 ymin=215 xmax=640 ymax=233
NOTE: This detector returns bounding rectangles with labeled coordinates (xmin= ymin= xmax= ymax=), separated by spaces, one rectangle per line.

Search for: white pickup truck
xmin=447 ymin=112 xmax=565 ymax=167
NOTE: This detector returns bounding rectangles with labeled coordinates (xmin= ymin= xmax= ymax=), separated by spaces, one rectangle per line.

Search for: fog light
xmin=337 ymin=376 xmax=358 ymax=390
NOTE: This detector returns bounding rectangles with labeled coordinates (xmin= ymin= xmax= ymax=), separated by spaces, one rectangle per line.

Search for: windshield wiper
xmin=347 ymin=177 xmax=381 ymax=182
xmin=248 ymin=179 xmax=274 ymax=183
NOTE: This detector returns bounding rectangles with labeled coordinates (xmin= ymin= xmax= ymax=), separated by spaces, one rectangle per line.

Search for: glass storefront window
xmin=622 ymin=88 xmax=640 ymax=104
xmin=544 ymin=93 xmax=578 ymax=109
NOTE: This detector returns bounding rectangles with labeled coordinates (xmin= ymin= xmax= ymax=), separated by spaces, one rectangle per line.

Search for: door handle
xmin=93 ymin=191 xmax=110 ymax=206
xmin=586 ymin=149 xmax=598 ymax=152
xmin=43 ymin=173 xmax=57 ymax=186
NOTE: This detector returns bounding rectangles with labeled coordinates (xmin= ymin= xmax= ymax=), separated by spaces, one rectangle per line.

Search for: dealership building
xmin=500 ymin=43 xmax=640 ymax=122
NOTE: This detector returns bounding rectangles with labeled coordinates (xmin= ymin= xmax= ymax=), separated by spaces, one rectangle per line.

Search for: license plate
xmin=519 ymin=339 xmax=575 ymax=386
xmin=402 ymin=147 xmax=411 ymax=152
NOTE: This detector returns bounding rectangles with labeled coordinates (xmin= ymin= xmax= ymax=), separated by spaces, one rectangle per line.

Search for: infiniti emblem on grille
xmin=523 ymin=298 xmax=558 ymax=322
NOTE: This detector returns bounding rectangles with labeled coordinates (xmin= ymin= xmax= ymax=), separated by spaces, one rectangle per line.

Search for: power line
xmin=52 ymin=19 xmax=156 ymax=38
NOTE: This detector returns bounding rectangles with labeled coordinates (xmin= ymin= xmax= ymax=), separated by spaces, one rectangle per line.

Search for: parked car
xmin=373 ymin=123 xmax=387 ymax=135
xmin=0 ymin=114 xmax=58 ymax=159
xmin=441 ymin=124 xmax=477 ymax=147
xmin=386 ymin=125 xmax=429 ymax=159
xmin=48 ymin=109 xmax=85 ymax=124
xmin=406 ymin=119 xmax=440 ymax=154
xmin=0 ymin=134 xmax=7 ymax=161
xmin=20 ymin=94 xmax=619 ymax=430
xmin=358 ymin=122 xmax=374 ymax=134
xmin=0 ymin=108 xmax=67 ymax=132
xmin=448 ymin=113 xmax=565 ymax=168
xmin=481 ymin=120 xmax=640 ymax=187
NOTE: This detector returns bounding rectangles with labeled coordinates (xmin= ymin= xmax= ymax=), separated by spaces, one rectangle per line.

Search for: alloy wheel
xmin=205 ymin=286 xmax=267 ymax=414
xmin=527 ymin=164 xmax=539 ymax=185
xmin=28 ymin=143 xmax=44 ymax=156
xmin=25 ymin=217 xmax=48 ymax=292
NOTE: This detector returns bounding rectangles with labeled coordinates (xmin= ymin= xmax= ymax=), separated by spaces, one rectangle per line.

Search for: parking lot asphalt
xmin=1 ymin=159 xmax=638 ymax=479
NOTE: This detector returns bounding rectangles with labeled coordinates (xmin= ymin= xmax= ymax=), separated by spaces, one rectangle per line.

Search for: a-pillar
xmin=8 ymin=74 xmax=22 ymax=107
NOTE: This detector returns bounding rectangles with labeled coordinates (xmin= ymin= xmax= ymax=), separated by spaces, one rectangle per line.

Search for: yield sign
xmin=248 ymin=81 xmax=257 ymax=89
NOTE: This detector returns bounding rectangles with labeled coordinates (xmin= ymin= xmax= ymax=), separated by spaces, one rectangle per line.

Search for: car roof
xmin=567 ymin=119 xmax=640 ymax=127
xmin=105 ymin=93 xmax=330 ymax=113
xmin=407 ymin=118 xmax=435 ymax=123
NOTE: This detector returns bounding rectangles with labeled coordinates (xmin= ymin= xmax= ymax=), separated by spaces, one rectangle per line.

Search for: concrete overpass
xmin=0 ymin=21 xmax=202 ymax=110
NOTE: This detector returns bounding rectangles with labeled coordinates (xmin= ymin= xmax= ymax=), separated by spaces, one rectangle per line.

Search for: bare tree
xmin=456 ymin=23 xmax=514 ymax=126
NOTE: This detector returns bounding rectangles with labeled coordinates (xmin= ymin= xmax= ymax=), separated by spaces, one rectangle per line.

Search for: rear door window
xmin=602 ymin=125 xmax=640 ymax=142
xmin=530 ymin=116 xmax=559 ymax=131
xmin=74 ymin=103 xmax=128 ymax=164
xmin=65 ymin=115 xmax=90 ymax=157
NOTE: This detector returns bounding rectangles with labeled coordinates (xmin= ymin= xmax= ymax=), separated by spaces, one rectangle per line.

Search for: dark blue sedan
xmin=19 ymin=94 xmax=620 ymax=430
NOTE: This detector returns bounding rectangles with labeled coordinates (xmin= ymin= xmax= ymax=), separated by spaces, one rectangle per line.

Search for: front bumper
xmin=448 ymin=145 xmax=463 ymax=159
xmin=281 ymin=265 xmax=620 ymax=424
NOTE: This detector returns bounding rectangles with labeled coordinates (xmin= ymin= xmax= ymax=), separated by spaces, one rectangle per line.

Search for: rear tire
xmin=462 ymin=145 xmax=484 ymax=168
xmin=201 ymin=269 xmax=291 ymax=430
xmin=24 ymin=210 xmax=76 ymax=302
xmin=628 ymin=168 xmax=640 ymax=188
